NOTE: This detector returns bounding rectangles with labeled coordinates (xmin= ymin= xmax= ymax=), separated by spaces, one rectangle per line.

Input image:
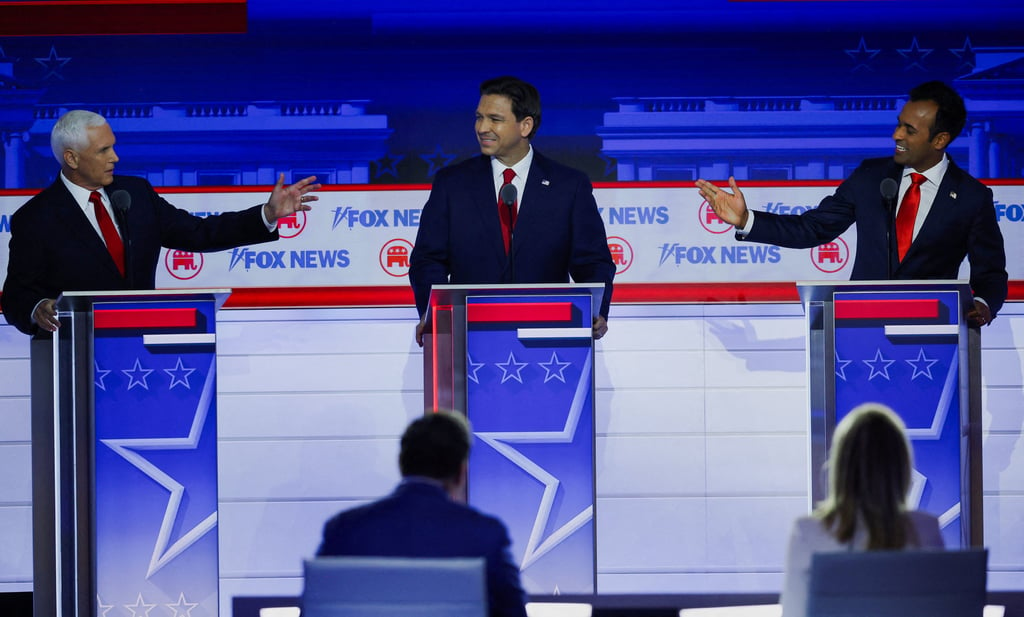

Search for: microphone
xmin=499 ymin=183 xmax=517 ymax=281
xmin=880 ymin=178 xmax=898 ymax=210
xmin=110 ymin=190 xmax=133 ymax=287
xmin=880 ymin=178 xmax=899 ymax=280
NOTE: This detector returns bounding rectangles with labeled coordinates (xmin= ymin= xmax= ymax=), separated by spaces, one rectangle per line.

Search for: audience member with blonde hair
xmin=780 ymin=402 xmax=945 ymax=616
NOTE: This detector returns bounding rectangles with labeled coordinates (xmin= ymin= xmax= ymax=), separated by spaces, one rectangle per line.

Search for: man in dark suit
xmin=409 ymin=76 xmax=615 ymax=345
xmin=695 ymin=81 xmax=1007 ymax=326
xmin=316 ymin=411 xmax=528 ymax=617
xmin=1 ymin=109 xmax=320 ymax=335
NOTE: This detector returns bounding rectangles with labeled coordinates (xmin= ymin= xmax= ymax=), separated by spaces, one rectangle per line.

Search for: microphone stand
xmin=504 ymin=199 xmax=515 ymax=283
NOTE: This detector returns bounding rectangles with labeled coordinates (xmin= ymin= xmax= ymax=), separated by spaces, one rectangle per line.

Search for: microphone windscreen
xmin=880 ymin=178 xmax=899 ymax=201
xmin=499 ymin=183 xmax=517 ymax=207
xmin=111 ymin=190 xmax=132 ymax=213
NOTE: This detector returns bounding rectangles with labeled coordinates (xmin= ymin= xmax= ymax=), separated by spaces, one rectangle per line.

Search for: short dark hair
xmin=480 ymin=76 xmax=541 ymax=139
xmin=908 ymin=80 xmax=967 ymax=144
xmin=398 ymin=411 xmax=471 ymax=481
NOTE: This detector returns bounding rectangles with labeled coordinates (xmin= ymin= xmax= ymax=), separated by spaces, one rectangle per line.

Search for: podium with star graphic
xmin=30 ymin=289 xmax=229 ymax=617
xmin=798 ymin=280 xmax=982 ymax=548
xmin=423 ymin=283 xmax=604 ymax=594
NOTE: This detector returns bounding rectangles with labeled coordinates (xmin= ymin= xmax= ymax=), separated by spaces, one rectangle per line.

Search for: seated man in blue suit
xmin=1 ymin=109 xmax=320 ymax=335
xmin=695 ymin=81 xmax=1007 ymax=327
xmin=316 ymin=411 xmax=528 ymax=617
xmin=410 ymin=76 xmax=616 ymax=346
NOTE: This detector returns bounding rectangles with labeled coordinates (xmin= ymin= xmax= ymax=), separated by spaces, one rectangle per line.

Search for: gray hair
xmin=51 ymin=110 xmax=108 ymax=164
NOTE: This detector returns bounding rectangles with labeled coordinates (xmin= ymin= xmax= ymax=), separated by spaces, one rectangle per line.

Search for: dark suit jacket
xmin=316 ymin=479 xmax=528 ymax=617
xmin=1 ymin=174 xmax=277 ymax=334
xmin=409 ymin=151 xmax=615 ymax=318
xmin=744 ymin=156 xmax=1008 ymax=315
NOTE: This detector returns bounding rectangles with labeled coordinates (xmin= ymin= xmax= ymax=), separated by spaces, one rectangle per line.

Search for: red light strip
xmin=834 ymin=299 xmax=941 ymax=320
xmin=94 ymin=308 xmax=198 ymax=329
xmin=0 ymin=0 xmax=246 ymax=36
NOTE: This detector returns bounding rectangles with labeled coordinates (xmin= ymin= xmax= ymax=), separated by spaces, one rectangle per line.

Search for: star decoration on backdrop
xmin=101 ymin=358 xmax=218 ymax=578
xmin=123 ymin=358 xmax=154 ymax=391
xmin=495 ymin=351 xmax=528 ymax=384
xmin=905 ymin=348 xmax=940 ymax=380
xmin=97 ymin=595 xmax=115 ymax=617
xmin=863 ymin=348 xmax=895 ymax=381
xmin=538 ymin=351 xmax=572 ymax=383
xmin=164 ymin=357 xmax=197 ymax=390
xmin=897 ymin=37 xmax=933 ymax=72
xmin=95 ymin=360 xmax=112 ymax=391
xmin=834 ymin=350 xmax=853 ymax=381
xmin=467 ymin=353 xmax=485 ymax=384
xmin=949 ymin=37 xmax=976 ymax=72
xmin=475 ymin=352 xmax=595 ymax=570
xmin=845 ymin=36 xmax=881 ymax=72
xmin=34 ymin=45 xmax=71 ymax=80
xmin=420 ymin=145 xmax=456 ymax=177
xmin=165 ymin=593 xmax=199 ymax=617
xmin=125 ymin=593 xmax=156 ymax=617
xmin=372 ymin=153 xmax=404 ymax=179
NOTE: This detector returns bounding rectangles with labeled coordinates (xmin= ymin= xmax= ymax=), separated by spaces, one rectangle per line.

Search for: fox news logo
xmin=658 ymin=243 xmax=780 ymax=266
xmin=332 ymin=206 xmax=421 ymax=230
xmin=810 ymin=238 xmax=849 ymax=274
xmin=229 ymin=247 xmax=350 ymax=270
xmin=996 ymin=201 xmax=1024 ymax=222
xmin=607 ymin=236 xmax=633 ymax=275
xmin=164 ymin=250 xmax=204 ymax=280
xmin=380 ymin=239 xmax=414 ymax=277
xmin=276 ymin=211 xmax=307 ymax=239
xmin=600 ymin=206 xmax=670 ymax=226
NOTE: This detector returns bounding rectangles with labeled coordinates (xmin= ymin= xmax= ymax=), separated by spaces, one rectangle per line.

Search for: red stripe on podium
xmin=834 ymin=299 xmax=940 ymax=320
xmin=94 ymin=308 xmax=198 ymax=329
xmin=467 ymin=302 xmax=573 ymax=323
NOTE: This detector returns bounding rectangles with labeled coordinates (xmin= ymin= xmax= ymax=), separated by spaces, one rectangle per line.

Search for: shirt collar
xmin=903 ymin=154 xmax=949 ymax=187
xmin=490 ymin=145 xmax=533 ymax=179
xmin=60 ymin=171 xmax=107 ymax=211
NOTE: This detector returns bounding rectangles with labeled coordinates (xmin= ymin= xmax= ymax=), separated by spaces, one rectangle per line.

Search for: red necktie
xmin=89 ymin=190 xmax=125 ymax=276
xmin=895 ymin=173 xmax=927 ymax=261
xmin=498 ymin=168 xmax=517 ymax=254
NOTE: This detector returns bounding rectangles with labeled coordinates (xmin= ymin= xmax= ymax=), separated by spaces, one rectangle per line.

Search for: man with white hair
xmin=1 ymin=109 xmax=320 ymax=335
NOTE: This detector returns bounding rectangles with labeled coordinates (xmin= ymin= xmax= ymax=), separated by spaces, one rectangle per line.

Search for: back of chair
xmin=807 ymin=548 xmax=988 ymax=617
xmin=302 ymin=556 xmax=487 ymax=617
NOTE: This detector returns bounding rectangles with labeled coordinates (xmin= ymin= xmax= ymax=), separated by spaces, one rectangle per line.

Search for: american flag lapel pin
xmin=950 ymin=191 xmax=957 ymax=199
xmin=541 ymin=179 xmax=550 ymax=186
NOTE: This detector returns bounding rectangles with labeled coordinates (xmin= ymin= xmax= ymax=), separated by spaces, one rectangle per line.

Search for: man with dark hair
xmin=316 ymin=412 xmax=528 ymax=617
xmin=696 ymin=80 xmax=1007 ymax=326
xmin=409 ymin=75 xmax=615 ymax=345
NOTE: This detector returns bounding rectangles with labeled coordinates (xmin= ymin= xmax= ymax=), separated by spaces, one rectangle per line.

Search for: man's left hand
xmin=966 ymin=299 xmax=993 ymax=327
xmin=592 ymin=315 xmax=608 ymax=340
xmin=264 ymin=174 xmax=321 ymax=223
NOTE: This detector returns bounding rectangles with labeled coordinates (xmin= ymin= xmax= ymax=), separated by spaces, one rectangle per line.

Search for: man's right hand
xmin=33 ymin=298 xmax=60 ymax=332
xmin=415 ymin=320 xmax=427 ymax=348
xmin=696 ymin=176 xmax=749 ymax=229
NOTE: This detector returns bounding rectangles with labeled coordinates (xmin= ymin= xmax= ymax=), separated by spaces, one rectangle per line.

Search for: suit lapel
xmin=512 ymin=152 xmax=550 ymax=259
xmin=51 ymin=178 xmax=124 ymax=279
xmin=468 ymin=155 xmax=507 ymax=265
xmin=904 ymin=160 xmax=963 ymax=262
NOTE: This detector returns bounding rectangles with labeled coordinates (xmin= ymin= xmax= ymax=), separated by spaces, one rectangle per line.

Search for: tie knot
xmin=502 ymin=168 xmax=516 ymax=185
xmin=910 ymin=173 xmax=927 ymax=186
xmin=89 ymin=190 xmax=103 ymax=206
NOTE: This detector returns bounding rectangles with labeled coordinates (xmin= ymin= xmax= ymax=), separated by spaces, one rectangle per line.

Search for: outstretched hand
xmin=695 ymin=176 xmax=749 ymax=229
xmin=264 ymin=174 xmax=321 ymax=223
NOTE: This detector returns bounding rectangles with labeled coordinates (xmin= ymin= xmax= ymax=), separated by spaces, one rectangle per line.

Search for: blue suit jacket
xmin=409 ymin=151 xmax=615 ymax=318
xmin=745 ymin=157 xmax=1008 ymax=315
xmin=316 ymin=480 xmax=528 ymax=617
xmin=1 ymin=174 xmax=277 ymax=334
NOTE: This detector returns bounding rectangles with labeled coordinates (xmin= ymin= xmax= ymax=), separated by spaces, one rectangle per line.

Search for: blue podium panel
xmin=464 ymin=294 xmax=596 ymax=594
xmin=831 ymin=290 xmax=965 ymax=548
xmin=92 ymin=299 xmax=220 ymax=615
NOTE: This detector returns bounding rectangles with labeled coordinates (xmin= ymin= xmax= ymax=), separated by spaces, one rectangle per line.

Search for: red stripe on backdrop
xmin=3 ymin=282 xmax=1024 ymax=315
xmin=834 ymin=299 xmax=940 ymax=320
xmin=94 ymin=307 xmax=198 ymax=329
xmin=0 ymin=0 xmax=246 ymax=36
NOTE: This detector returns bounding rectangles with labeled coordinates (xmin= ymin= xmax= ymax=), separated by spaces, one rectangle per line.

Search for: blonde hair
xmin=815 ymin=402 xmax=917 ymax=549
